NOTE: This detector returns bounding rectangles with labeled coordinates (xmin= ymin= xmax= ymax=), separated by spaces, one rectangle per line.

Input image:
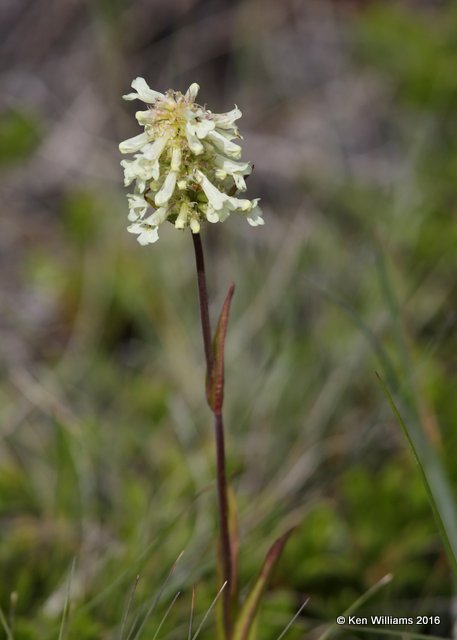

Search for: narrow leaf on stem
xmin=206 ymin=283 xmax=235 ymax=414
xmin=233 ymin=529 xmax=294 ymax=640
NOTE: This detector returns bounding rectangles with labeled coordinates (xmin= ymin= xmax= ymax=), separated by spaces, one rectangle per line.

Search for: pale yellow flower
xmin=119 ymin=78 xmax=264 ymax=244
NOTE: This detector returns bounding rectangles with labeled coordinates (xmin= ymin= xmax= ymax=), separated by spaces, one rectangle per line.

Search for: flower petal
xmin=185 ymin=83 xmax=200 ymax=102
xmin=148 ymin=207 xmax=168 ymax=225
xmin=171 ymin=146 xmax=182 ymax=171
xmin=127 ymin=222 xmax=144 ymax=234
xmin=226 ymin=196 xmax=253 ymax=211
xmin=142 ymin=134 xmax=169 ymax=161
xmin=175 ymin=202 xmax=189 ymax=229
xmin=196 ymin=171 xmax=228 ymax=210
xmin=218 ymin=205 xmax=231 ymax=222
xmin=185 ymin=123 xmax=204 ymax=154
xmin=190 ymin=217 xmax=200 ymax=233
xmin=233 ymin=174 xmax=247 ymax=191
xmin=119 ymin=131 xmax=149 ymax=154
xmin=192 ymin=119 xmax=215 ymax=139
xmin=247 ymin=204 xmax=264 ymax=226
xmin=121 ymin=155 xmax=154 ymax=190
xmin=213 ymin=154 xmax=249 ymax=174
xmin=155 ymin=170 xmax=177 ymax=206
xmin=135 ymin=110 xmax=156 ymax=125
xmin=138 ymin=227 xmax=160 ymax=244
xmin=127 ymin=194 xmax=149 ymax=220
xmin=207 ymin=130 xmax=241 ymax=159
xmin=205 ymin=205 xmax=220 ymax=223
xmin=123 ymin=77 xmax=164 ymax=103
xmin=212 ymin=107 xmax=242 ymax=129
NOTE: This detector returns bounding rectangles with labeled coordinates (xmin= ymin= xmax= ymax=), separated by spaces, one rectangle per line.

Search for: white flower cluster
xmin=119 ymin=78 xmax=264 ymax=245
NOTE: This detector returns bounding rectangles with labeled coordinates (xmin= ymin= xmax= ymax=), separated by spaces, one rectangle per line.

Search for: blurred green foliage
xmin=357 ymin=4 xmax=457 ymax=110
xmin=0 ymin=109 xmax=41 ymax=166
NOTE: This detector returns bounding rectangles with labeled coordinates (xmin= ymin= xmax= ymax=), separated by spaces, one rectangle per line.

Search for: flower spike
xmin=119 ymin=78 xmax=264 ymax=244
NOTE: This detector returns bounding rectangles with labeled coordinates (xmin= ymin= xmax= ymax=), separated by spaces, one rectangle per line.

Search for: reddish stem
xmin=191 ymin=232 xmax=233 ymax=639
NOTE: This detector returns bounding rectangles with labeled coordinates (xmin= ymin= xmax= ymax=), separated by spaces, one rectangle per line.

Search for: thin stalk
xmin=192 ymin=232 xmax=233 ymax=639
xmin=192 ymin=232 xmax=213 ymax=374
xmin=214 ymin=412 xmax=233 ymax=622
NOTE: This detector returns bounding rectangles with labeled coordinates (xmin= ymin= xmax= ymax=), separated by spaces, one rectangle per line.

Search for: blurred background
xmin=1 ymin=0 xmax=457 ymax=638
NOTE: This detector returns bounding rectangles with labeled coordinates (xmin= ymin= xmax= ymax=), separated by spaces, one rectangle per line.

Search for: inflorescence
xmin=119 ymin=78 xmax=264 ymax=244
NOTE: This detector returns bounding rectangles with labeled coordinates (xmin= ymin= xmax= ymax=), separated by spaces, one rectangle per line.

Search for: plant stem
xmin=192 ymin=232 xmax=233 ymax=639
xmin=192 ymin=232 xmax=213 ymax=375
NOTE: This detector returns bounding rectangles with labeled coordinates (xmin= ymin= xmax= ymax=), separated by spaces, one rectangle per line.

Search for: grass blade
xmin=188 ymin=585 xmax=195 ymax=640
xmin=0 ymin=608 xmax=13 ymax=640
xmin=119 ymin=575 xmax=140 ymax=640
xmin=192 ymin=581 xmax=227 ymax=640
xmin=318 ymin=573 xmax=392 ymax=640
xmin=275 ymin=598 xmax=309 ymax=640
xmin=58 ymin=558 xmax=76 ymax=640
xmin=151 ymin=592 xmax=181 ymax=640
xmin=130 ymin=551 xmax=184 ymax=640
xmin=379 ymin=375 xmax=457 ymax=576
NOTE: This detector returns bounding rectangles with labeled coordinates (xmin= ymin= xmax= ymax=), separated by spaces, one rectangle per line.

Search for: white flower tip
xmin=137 ymin=229 xmax=159 ymax=245
xmin=135 ymin=110 xmax=155 ymax=125
xmin=171 ymin=146 xmax=182 ymax=171
xmin=155 ymin=170 xmax=177 ymax=206
xmin=190 ymin=218 xmax=201 ymax=233
xmin=119 ymin=131 xmax=149 ymax=154
xmin=128 ymin=222 xmax=159 ymax=245
xmin=123 ymin=77 xmax=164 ymax=103
xmin=247 ymin=206 xmax=265 ymax=227
xmin=206 ymin=211 xmax=220 ymax=223
xmin=185 ymin=83 xmax=200 ymax=102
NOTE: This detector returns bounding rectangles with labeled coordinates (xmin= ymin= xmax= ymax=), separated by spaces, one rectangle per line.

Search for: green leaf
xmin=206 ymin=284 xmax=235 ymax=414
xmin=233 ymin=530 xmax=293 ymax=640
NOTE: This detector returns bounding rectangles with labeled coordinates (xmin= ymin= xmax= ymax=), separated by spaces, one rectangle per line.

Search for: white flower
xmin=127 ymin=221 xmax=159 ymax=245
xmin=155 ymin=170 xmax=177 ymax=207
xmin=123 ymin=77 xmax=164 ymax=103
xmin=211 ymin=107 xmax=242 ymax=128
xmin=119 ymin=131 xmax=149 ymax=154
xmin=185 ymin=83 xmax=200 ymax=102
xmin=175 ymin=202 xmax=190 ymax=229
xmin=247 ymin=204 xmax=265 ymax=227
xmin=185 ymin=123 xmax=204 ymax=155
xmin=205 ymin=205 xmax=220 ymax=223
xmin=206 ymin=130 xmax=242 ymax=159
xmin=196 ymin=170 xmax=228 ymax=211
xmin=121 ymin=156 xmax=156 ymax=191
xmin=119 ymin=77 xmax=264 ymax=244
xmin=190 ymin=217 xmax=200 ymax=233
xmin=126 ymin=194 xmax=148 ymax=221
xmin=142 ymin=135 xmax=169 ymax=162
xmin=170 ymin=146 xmax=182 ymax=171
xmin=149 ymin=207 xmax=169 ymax=225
